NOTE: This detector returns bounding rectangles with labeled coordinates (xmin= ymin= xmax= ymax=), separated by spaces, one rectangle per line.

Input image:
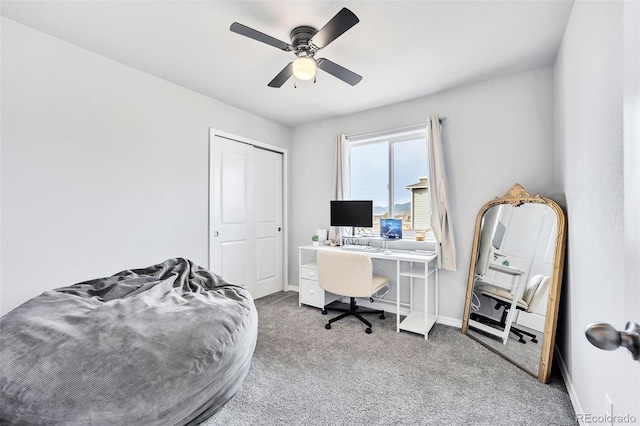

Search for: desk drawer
xmin=299 ymin=278 xmax=324 ymax=308
xmin=300 ymin=267 xmax=319 ymax=281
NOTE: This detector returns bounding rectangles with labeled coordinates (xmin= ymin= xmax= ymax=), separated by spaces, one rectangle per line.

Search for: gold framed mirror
xmin=461 ymin=184 xmax=566 ymax=383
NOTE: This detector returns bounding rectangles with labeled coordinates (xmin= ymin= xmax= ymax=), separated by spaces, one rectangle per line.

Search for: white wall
xmin=0 ymin=18 xmax=291 ymax=315
xmin=555 ymin=0 xmax=639 ymax=421
xmin=290 ymin=67 xmax=556 ymax=322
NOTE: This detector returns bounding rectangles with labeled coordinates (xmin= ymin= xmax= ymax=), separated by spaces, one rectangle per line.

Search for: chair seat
xmin=478 ymin=285 xmax=529 ymax=311
xmin=372 ymin=275 xmax=389 ymax=294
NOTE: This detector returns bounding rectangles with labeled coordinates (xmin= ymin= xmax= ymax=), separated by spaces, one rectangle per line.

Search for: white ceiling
xmin=1 ymin=0 xmax=574 ymax=128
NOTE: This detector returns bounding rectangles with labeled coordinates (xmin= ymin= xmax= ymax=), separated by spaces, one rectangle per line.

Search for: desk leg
xmin=410 ymin=270 xmax=414 ymax=312
xmin=435 ymin=266 xmax=439 ymax=321
xmin=424 ymin=264 xmax=429 ymax=341
xmin=396 ymin=259 xmax=400 ymax=333
xmin=501 ymin=275 xmax=524 ymax=344
xmin=424 ymin=261 xmax=436 ymax=341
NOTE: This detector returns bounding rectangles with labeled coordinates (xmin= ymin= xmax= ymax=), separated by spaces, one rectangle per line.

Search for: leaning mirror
xmin=461 ymin=184 xmax=566 ymax=383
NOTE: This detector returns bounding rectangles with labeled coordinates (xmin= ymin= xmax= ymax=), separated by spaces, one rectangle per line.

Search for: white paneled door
xmin=252 ymin=147 xmax=284 ymax=298
xmin=210 ymin=133 xmax=284 ymax=299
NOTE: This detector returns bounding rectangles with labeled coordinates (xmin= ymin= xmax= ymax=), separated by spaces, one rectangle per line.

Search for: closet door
xmin=210 ymin=136 xmax=254 ymax=290
xmin=210 ymin=134 xmax=284 ymax=298
xmin=253 ymin=148 xmax=283 ymax=298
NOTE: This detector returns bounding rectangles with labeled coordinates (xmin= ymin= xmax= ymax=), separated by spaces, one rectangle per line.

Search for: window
xmin=349 ymin=126 xmax=430 ymax=236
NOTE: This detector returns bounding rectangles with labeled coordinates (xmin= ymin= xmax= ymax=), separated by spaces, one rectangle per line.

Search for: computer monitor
xmin=492 ymin=221 xmax=506 ymax=250
xmin=380 ymin=218 xmax=402 ymax=239
xmin=330 ymin=200 xmax=373 ymax=234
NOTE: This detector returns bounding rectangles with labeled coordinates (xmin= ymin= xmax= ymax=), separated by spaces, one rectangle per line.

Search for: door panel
xmin=220 ymin=240 xmax=248 ymax=287
xmin=253 ymin=148 xmax=283 ymax=298
xmin=210 ymin=133 xmax=283 ymax=299
xmin=256 ymin=237 xmax=277 ymax=280
xmin=221 ymin=150 xmax=248 ymax=224
xmin=211 ymin=136 xmax=253 ymax=290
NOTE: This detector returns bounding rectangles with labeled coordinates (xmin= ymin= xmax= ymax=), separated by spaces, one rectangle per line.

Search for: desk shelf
xmin=396 ymin=257 xmax=438 ymax=340
xmin=398 ymin=264 xmax=426 ymax=278
xmin=467 ymin=318 xmax=503 ymax=340
xmin=399 ymin=311 xmax=437 ymax=335
xmin=469 ymin=265 xmax=525 ymax=345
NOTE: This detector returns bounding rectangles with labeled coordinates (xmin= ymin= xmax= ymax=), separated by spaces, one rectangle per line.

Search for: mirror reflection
xmin=462 ymin=184 xmax=566 ymax=383
xmin=467 ymin=203 xmax=556 ymax=376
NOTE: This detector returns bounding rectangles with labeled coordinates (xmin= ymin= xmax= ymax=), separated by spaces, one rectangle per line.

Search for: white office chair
xmin=317 ymin=250 xmax=388 ymax=334
xmin=477 ymin=274 xmax=550 ymax=343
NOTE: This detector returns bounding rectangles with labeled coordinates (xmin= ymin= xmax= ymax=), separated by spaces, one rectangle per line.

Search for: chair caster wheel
xmin=365 ymin=328 xmax=372 ymax=334
xmin=321 ymin=310 xmax=327 ymax=315
xmin=519 ymin=339 xmax=526 ymax=344
xmin=380 ymin=314 xmax=385 ymax=319
xmin=325 ymin=324 xmax=331 ymax=330
xmin=370 ymin=297 xmax=374 ymax=303
xmin=531 ymin=338 xmax=538 ymax=343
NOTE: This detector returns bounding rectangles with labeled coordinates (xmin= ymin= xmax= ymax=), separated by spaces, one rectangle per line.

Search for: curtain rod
xmin=348 ymin=117 xmax=446 ymax=141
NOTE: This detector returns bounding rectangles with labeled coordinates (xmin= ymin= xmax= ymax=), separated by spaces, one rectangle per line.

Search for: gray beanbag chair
xmin=0 ymin=258 xmax=258 ymax=425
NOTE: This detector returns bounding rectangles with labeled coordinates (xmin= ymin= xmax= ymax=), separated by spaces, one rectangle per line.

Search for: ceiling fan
xmin=230 ymin=7 xmax=363 ymax=88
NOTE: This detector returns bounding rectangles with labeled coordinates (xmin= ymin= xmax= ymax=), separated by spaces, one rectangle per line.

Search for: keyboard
xmin=341 ymin=245 xmax=380 ymax=253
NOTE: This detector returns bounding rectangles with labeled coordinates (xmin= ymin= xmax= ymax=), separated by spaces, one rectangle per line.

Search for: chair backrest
xmin=526 ymin=275 xmax=551 ymax=312
xmin=317 ymin=250 xmax=375 ymax=298
xmin=522 ymin=274 xmax=545 ymax=304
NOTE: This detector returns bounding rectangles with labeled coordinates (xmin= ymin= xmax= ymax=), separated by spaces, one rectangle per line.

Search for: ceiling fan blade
xmin=316 ymin=58 xmax=363 ymax=86
xmin=310 ymin=8 xmax=359 ymax=49
xmin=230 ymin=22 xmax=292 ymax=51
xmin=268 ymin=62 xmax=294 ymax=88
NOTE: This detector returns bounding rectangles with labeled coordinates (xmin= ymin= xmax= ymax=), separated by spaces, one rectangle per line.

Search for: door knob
xmin=213 ymin=231 xmax=219 ymax=237
xmin=585 ymin=321 xmax=640 ymax=361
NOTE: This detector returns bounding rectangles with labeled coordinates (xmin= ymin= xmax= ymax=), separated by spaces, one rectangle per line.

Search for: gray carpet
xmin=201 ymin=291 xmax=576 ymax=426
xmin=467 ymin=322 xmax=543 ymax=375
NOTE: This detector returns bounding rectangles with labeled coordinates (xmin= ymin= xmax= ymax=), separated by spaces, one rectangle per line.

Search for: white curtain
xmin=475 ymin=206 xmax=499 ymax=276
xmin=330 ymin=134 xmax=350 ymax=240
xmin=427 ymin=115 xmax=457 ymax=271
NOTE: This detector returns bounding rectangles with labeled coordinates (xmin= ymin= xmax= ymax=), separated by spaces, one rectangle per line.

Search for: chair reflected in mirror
xmin=471 ymin=274 xmax=550 ymax=344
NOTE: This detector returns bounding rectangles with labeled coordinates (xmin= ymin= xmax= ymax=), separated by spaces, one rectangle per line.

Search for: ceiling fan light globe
xmin=292 ymin=57 xmax=316 ymax=80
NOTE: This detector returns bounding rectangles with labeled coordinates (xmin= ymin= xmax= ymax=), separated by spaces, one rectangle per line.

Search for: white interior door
xmin=210 ymin=136 xmax=254 ymax=290
xmin=253 ymin=148 xmax=283 ymax=298
xmin=210 ymin=133 xmax=284 ymax=298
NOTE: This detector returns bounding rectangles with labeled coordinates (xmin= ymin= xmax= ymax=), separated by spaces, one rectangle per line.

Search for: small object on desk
xmin=384 ymin=250 xmax=392 ymax=255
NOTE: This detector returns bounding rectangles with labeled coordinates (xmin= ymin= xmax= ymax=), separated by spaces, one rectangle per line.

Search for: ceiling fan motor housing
xmin=290 ymin=26 xmax=317 ymax=57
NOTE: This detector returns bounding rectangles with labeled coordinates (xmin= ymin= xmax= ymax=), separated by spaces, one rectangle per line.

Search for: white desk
xmin=468 ymin=263 xmax=525 ymax=344
xmin=298 ymin=245 xmax=439 ymax=340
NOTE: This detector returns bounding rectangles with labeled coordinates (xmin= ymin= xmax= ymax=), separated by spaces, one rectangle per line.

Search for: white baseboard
xmin=436 ymin=315 xmax=463 ymax=328
xmin=555 ymin=348 xmax=584 ymax=425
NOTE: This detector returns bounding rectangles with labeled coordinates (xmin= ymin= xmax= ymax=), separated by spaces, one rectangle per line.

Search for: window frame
xmin=348 ymin=125 xmax=433 ymax=240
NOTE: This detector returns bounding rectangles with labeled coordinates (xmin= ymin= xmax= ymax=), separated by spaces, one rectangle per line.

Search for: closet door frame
xmin=208 ymin=128 xmax=289 ymax=296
